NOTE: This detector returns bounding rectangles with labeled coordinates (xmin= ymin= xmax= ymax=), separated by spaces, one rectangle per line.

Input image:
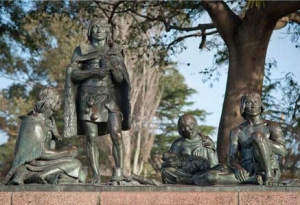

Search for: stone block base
xmin=1 ymin=185 xmax=300 ymax=205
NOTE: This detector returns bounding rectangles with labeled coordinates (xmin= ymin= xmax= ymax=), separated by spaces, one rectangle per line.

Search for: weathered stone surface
xmin=2 ymin=184 xmax=300 ymax=192
xmin=0 ymin=184 xmax=300 ymax=193
xmin=12 ymin=192 xmax=99 ymax=205
xmin=1 ymin=185 xmax=300 ymax=205
xmin=100 ymin=192 xmax=237 ymax=205
xmin=0 ymin=192 xmax=11 ymax=205
xmin=239 ymin=192 xmax=300 ymax=205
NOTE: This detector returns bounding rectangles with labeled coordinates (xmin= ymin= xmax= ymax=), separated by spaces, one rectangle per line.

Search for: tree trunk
xmin=217 ymin=16 xmax=276 ymax=163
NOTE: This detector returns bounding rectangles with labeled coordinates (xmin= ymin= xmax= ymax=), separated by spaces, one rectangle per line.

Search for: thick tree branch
xmin=127 ymin=8 xmax=215 ymax=32
xmin=264 ymin=1 xmax=300 ymax=20
xmin=275 ymin=11 xmax=300 ymax=30
xmin=165 ymin=30 xmax=218 ymax=53
xmin=292 ymin=94 xmax=300 ymax=121
xmin=201 ymin=1 xmax=242 ymax=48
xmin=107 ymin=1 xmax=125 ymax=23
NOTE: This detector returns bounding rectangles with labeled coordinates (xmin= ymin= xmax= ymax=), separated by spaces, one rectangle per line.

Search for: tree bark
xmin=202 ymin=1 xmax=300 ymax=163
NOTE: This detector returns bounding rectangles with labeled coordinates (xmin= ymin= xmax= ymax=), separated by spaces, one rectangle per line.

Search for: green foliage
xmin=262 ymin=59 xmax=300 ymax=173
xmin=246 ymin=1 xmax=265 ymax=9
xmin=0 ymin=138 xmax=15 ymax=178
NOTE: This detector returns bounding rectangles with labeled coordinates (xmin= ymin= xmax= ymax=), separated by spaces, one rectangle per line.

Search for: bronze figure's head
xmin=177 ymin=114 xmax=198 ymax=139
xmin=87 ymin=18 xmax=112 ymax=43
xmin=34 ymin=88 xmax=61 ymax=113
xmin=240 ymin=91 xmax=265 ymax=119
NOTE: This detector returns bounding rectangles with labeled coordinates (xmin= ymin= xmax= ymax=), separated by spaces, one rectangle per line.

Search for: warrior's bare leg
xmin=108 ymin=112 xmax=124 ymax=181
xmin=207 ymin=169 xmax=263 ymax=185
xmin=83 ymin=121 xmax=101 ymax=183
xmin=38 ymin=159 xmax=83 ymax=184
xmin=252 ymin=132 xmax=274 ymax=185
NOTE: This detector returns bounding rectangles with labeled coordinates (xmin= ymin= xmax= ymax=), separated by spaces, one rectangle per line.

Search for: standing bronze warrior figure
xmin=64 ymin=18 xmax=131 ymax=184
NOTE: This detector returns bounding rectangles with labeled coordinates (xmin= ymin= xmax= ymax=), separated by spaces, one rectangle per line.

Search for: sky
xmin=0 ymin=27 xmax=299 ymax=144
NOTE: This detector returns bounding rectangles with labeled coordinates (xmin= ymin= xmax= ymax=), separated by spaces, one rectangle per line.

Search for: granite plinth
xmin=1 ymin=185 xmax=300 ymax=205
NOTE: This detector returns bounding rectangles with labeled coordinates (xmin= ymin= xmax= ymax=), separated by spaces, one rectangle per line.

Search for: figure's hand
xmin=192 ymin=148 xmax=202 ymax=157
xmin=91 ymin=69 xmax=106 ymax=79
xmin=100 ymin=59 xmax=107 ymax=69
xmin=234 ymin=168 xmax=249 ymax=182
xmin=163 ymin=157 xmax=182 ymax=168
xmin=67 ymin=146 xmax=78 ymax=158
xmin=70 ymin=59 xmax=80 ymax=67
xmin=162 ymin=151 xmax=175 ymax=161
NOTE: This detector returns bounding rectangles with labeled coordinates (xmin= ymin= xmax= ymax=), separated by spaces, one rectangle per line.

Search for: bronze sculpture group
xmin=4 ymin=17 xmax=286 ymax=187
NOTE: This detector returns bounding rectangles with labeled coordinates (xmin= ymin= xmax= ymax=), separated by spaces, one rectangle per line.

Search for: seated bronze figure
xmin=161 ymin=114 xmax=218 ymax=184
xmin=4 ymin=88 xmax=86 ymax=185
xmin=207 ymin=92 xmax=286 ymax=185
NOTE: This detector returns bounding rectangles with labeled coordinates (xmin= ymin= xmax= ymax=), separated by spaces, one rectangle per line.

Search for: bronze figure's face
xmin=91 ymin=21 xmax=109 ymax=41
xmin=244 ymin=94 xmax=262 ymax=117
xmin=178 ymin=114 xmax=197 ymax=139
xmin=50 ymin=95 xmax=61 ymax=113
xmin=240 ymin=92 xmax=265 ymax=119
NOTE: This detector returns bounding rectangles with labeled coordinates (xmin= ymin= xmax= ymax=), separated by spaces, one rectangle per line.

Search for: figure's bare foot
xmin=53 ymin=175 xmax=62 ymax=185
xmin=33 ymin=174 xmax=47 ymax=184
xmin=264 ymin=177 xmax=277 ymax=186
xmin=11 ymin=178 xmax=24 ymax=185
xmin=256 ymin=175 xmax=263 ymax=185
xmin=110 ymin=168 xmax=126 ymax=182
xmin=108 ymin=168 xmax=133 ymax=186
xmin=90 ymin=176 xmax=101 ymax=184
xmin=107 ymin=176 xmax=133 ymax=186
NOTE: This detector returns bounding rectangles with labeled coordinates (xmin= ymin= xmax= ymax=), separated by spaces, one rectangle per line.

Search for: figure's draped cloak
xmin=63 ymin=43 xmax=131 ymax=138
xmin=4 ymin=114 xmax=46 ymax=183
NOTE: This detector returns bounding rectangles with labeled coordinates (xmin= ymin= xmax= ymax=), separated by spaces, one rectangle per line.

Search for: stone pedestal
xmin=1 ymin=185 xmax=300 ymax=205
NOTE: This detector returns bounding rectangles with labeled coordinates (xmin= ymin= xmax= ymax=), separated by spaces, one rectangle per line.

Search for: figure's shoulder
xmin=230 ymin=123 xmax=245 ymax=137
xmin=265 ymin=120 xmax=280 ymax=128
xmin=73 ymin=46 xmax=82 ymax=55
xmin=170 ymin=137 xmax=184 ymax=147
xmin=265 ymin=120 xmax=283 ymax=134
xmin=21 ymin=112 xmax=46 ymax=125
xmin=172 ymin=137 xmax=185 ymax=144
xmin=199 ymin=133 xmax=215 ymax=149
xmin=71 ymin=46 xmax=82 ymax=61
xmin=233 ymin=121 xmax=250 ymax=131
xmin=170 ymin=137 xmax=185 ymax=153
